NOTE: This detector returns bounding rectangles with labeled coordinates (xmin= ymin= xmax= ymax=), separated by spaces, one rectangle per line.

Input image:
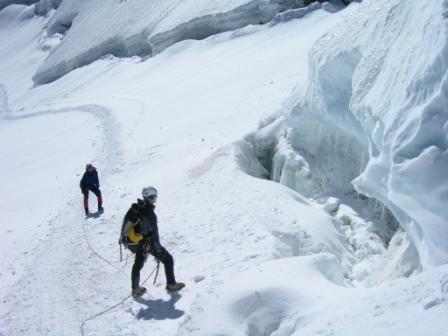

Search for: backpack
xmin=119 ymin=203 xmax=144 ymax=252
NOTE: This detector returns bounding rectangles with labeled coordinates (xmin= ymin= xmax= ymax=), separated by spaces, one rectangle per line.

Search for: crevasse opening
xmin=235 ymin=47 xmax=421 ymax=286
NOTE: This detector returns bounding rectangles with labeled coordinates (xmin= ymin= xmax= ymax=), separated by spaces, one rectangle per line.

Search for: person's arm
xmin=149 ymin=225 xmax=162 ymax=254
xmin=141 ymin=212 xmax=162 ymax=254
xmin=80 ymin=173 xmax=87 ymax=193
xmin=94 ymin=170 xmax=100 ymax=188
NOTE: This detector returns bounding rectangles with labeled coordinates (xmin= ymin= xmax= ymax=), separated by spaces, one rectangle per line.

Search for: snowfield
xmin=0 ymin=0 xmax=447 ymax=335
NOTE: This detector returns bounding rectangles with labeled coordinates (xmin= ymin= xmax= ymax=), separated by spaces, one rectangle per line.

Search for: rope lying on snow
xmin=80 ymin=265 xmax=159 ymax=336
xmin=81 ymin=209 xmax=130 ymax=279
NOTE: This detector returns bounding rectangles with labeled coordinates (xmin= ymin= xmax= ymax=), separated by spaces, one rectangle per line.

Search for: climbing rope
xmin=81 ymin=208 xmax=130 ymax=279
xmin=80 ymin=264 xmax=159 ymax=336
xmin=80 ymin=206 xmax=160 ymax=336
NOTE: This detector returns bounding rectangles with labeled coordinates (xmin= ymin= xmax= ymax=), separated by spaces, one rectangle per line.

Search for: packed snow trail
xmin=0 ymin=102 xmax=128 ymax=335
xmin=0 ymin=97 xmax=190 ymax=336
xmin=0 ymin=107 xmax=99 ymax=297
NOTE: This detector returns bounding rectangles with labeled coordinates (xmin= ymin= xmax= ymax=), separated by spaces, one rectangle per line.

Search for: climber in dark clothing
xmin=80 ymin=163 xmax=103 ymax=215
xmin=121 ymin=186 xmax=184 ymax=297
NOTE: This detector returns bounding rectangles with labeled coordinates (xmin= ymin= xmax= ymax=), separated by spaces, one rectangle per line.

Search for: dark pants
xmin=83 ymin=186 xmax=102 ymax=211
xmin=131 ymin=242 xmax=175 ymax=289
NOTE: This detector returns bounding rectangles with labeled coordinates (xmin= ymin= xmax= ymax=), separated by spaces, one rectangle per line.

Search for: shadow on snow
xmin=134 ymin=292 xmax=185 ymax=320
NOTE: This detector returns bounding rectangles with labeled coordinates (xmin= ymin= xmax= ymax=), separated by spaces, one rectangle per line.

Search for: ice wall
xmin=0 ymin=0 xmax=357 ymax=86
xmin=275 ymin=0 xmax=448 ymax=268
xmin=0 ymin=0 xmax=37 ymax=11
xmin=35 ymin=0 xmax=61 ymax=16
xmin=31 ymin=0 xmax=336 ymax=85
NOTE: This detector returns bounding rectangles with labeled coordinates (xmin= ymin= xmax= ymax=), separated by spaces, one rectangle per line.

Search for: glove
xmin=141 ymin=237 xmax=151 ymax=253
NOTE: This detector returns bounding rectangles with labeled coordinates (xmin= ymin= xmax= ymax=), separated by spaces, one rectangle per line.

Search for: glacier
xmin=0 ymin=0 xmax=447 ymax=335
xmin=32 ymin=0 xmax=351 ymax=85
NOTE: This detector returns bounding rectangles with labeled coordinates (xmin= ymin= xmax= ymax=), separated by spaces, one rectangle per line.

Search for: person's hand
xmin=144 ymin=244 xmax=151 ymax=253
xmin=142 ymin=238 xmax=151 ymax=253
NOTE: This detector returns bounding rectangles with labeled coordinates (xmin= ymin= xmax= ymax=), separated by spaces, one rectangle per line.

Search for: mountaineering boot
xmin=85 ymin=208 xmax=89 ymax=216
xmin=166 ymin=282 xmax=185 ymax=292
xmin=132 ymin=286 xmax=147 ymax=298
xmin=98 ymin=206 xmax=104 ymax=213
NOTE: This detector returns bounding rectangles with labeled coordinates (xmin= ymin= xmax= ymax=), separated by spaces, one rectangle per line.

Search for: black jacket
xmin=123 ymin=199 xmax=162 ymax=253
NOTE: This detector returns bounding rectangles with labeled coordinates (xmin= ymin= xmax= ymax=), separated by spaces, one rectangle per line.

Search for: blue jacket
xmin=80 ymin=167 xmax=100 ymax=192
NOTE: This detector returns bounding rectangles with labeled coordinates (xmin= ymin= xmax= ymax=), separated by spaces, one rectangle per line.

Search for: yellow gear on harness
xmin=128 ymin=222 xmax=143 ymax=243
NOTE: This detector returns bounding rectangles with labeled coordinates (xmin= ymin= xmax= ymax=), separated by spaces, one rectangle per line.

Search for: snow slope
xmin=0 ymin=1 xmax=447 ymax=336
xmin=33 ymin=0 xmax=328 ymax=85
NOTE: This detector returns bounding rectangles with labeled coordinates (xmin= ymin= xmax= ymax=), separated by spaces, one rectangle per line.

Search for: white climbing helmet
xmin=142 ymin=186 xmax=158 ymax=200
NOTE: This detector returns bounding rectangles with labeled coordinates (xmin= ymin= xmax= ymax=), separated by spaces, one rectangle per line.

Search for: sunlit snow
xmin=1 ymin=1 xmax=447 ymax=335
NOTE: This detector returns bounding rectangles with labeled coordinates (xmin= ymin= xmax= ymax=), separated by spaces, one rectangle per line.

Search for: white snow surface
xmin=0 ymin=1 xmax=447 ymax=336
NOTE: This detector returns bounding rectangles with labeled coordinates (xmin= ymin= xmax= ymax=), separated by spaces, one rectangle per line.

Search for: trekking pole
xmin=153 ymin=261 xmax=160 ymax=285
xmin=119 ymin=243 xmax=123 ymax=262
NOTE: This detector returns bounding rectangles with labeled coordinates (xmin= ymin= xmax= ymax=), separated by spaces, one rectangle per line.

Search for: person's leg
xmin=131 ymin=243 xmax=146 ymax=289
xmin=91 ymin=187 xmax=103 ymax=211
xmin=83 ymin=192 xmax=89 ymax=215
xmin=155 ymin=247 xmax=176 ymax=285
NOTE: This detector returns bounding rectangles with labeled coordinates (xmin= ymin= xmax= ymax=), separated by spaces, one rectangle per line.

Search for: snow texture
xmin=0 ymin=0 xmax=447 ymax=335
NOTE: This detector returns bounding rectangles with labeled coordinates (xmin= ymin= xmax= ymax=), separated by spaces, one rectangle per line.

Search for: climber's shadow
xmin=134 ymin=292 xmax=184 ymax=320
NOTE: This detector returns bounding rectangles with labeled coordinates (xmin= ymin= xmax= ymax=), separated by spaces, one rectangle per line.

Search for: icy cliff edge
xmin=31 ymin=0 xmax=325 ymax=85
xmin=289 ymin=0 xmax=448 ymax=268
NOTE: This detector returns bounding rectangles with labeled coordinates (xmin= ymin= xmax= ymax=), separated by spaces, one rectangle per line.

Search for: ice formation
xmin=239 ymin=0 xmax=448 ymax=269
xmin=32 ymin=0 xmax=345 ymax=85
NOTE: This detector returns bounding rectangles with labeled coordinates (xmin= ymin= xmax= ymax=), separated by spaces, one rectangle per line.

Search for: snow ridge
xmin=33 ymin=0 xmax=340 ymax=85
